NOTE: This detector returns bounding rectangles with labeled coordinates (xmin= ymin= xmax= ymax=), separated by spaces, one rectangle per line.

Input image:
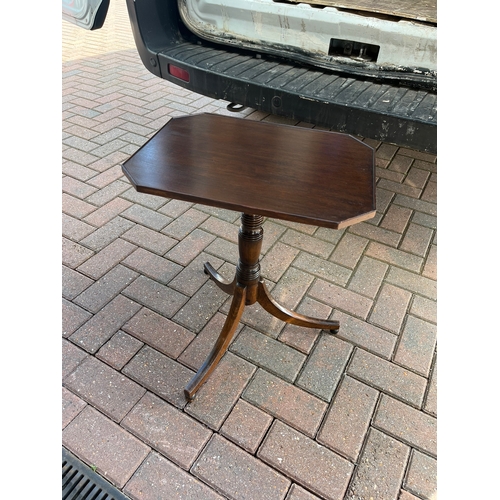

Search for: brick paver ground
xmin=62 ymin=3 xmax=437 ymax=499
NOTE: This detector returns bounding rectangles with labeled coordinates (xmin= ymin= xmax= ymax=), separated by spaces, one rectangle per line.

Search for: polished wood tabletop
xmin=122 ymin=114 xmax=376 ymax=229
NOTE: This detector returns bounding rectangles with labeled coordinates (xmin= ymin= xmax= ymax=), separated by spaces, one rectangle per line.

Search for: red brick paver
xmin=62 ymin=4 xmax=438 ymax=499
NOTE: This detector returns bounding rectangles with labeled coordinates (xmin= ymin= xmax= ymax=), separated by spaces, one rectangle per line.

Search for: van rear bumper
xmin=126 ymin=0 xmax=436 ymax=153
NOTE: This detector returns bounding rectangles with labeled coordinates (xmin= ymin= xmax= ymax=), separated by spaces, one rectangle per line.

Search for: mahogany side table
xmin=122 ymin=113 xmax=376 ymax=400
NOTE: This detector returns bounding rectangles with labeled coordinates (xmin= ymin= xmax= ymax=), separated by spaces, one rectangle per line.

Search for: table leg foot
xmin=184 ymin=283 xmax=246 ymax=401
xmin=257 ymin=280 xmax=340 ymax=332
xmin=204 ymin=262 xmax=235 ymax=295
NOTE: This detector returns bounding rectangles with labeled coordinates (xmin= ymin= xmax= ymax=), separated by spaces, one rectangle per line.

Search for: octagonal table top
xmin=122 ymin=113 xmax=376 ymax=229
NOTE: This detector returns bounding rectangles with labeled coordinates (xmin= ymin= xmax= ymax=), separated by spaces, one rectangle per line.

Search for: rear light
xmin=168 ymin=64 xmax=190 ymax=82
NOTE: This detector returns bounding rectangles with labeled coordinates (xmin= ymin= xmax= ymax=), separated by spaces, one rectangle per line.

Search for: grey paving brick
xmin=172 ymin=280 xmax=229 ymax=333
xmin=281 ymin=229 xmax=334 ymax=259
xmin=122 ymin=345 xmax=194 ymax=408
xmin=296 ymin=333 xmax=352 ymax=401
xmin=204 ymin=237 xmax=239 ymax=266
xmin=330 ymin=233 xmax=368 ymax=269
xmin=394 ymin=315 xmax=437 ymax=376
xmin=96 ymin=330 xmax=143 ymax=370
xmin=122 ymin=307 xmax=195 ymax=358
xmin=278 ymin=323 xmax=321 ymax=355
xmin=258 ymin=420 xmax=354 ymax=500
xmin=409 ymin=295 xmax=437 ymax=324
xmin=193 ymin=435 xmax=291 ymax=500
xmin=399 ymin=148 xmax=436 ymax=165
xmin=73 ymin=264 xmax=138 ymax=313
xmin=87 ymin=163 xmax=125 ymax=188
xmin=349 ymin=221 xmax=401 ymax=248
xmin=378 ymin=178 xmax=422 ymax=198
xmin=399 ymin=490 xmax=421 ymax=500
xmin=121 ymin=186 xmax=168 ymax=210
xmin=62 ymin=387 xmax=87 ymax=429
xmin=346 ymin=428 xmax=410 ymax=500
xmin=243 ymin=369 xmax=327 ymax=437
xmin=69 ymin=294 xmax=142 ymax=353
xmin=365 ymin=241 xmax=423 ymax=273
xmin=373 ymin=394 xmax=437 ymax=456
xmin=317 ymin=376 xmax=379 ymax=461
xmin=424 ymin=358 xmax=437 ymax=417
xmin=309 ymin=279 xmax=373 ymax=320
xmin=369 ymin=283 xmax=412 ymax=334
xmin=421 ymin=180 xmax=437 ymax=203
xmin=261 ymin=219 xmax=289 ymax=251
xmin=286 ymin=484 xmax=322 ymax=500
xmin=162 ymin=208 xmax=209 ymax=239
xmin=393 ymin=194 xmax=436 ymax=217
xmin=62 ymin=213 xmax=96 ymax=241
xmin=166 ymin=229 xmax=217 ymax=266
xmin=62 ymin=299 xmax=92 ymax=337
xmin=64 ymin=356 xmax=146 ymax=422
xmin=62 ymin=339 xmax=88 ymax=379
xmin=80 ymin=216 xmax=135 ymax=252
xmin=377 ymin=143 xmax=399 ymax=160
xmin=62 ymin=193 xmax=97 ymax=219
xmin=198 ymin=214 xmax=239 ymax=242
xmin=185 ymin=352 xmax=256 ymax=430
xmin=121 ymin=204 xmax=171 ymax=231
xmin=88 ymin=151 xmax=129 ymax=173
xmin=121 ymin=223 xmax=177 ymax=254
xmin=400 ymin=223 xmax=434 ymax=257
xmin=261 ymin=242 xmax=300 ymax=282
xmin=313 ymin=226 xmax=345 ymax=245
xmin=405 ymin=167 xmax=430 ymax=189
xmin=177 ymin=312 xmax=243 ymax=370
xmin=63 ymin=406 xmax=150 ymax=489
xmin=422 ymin=244 xmax=437 ymax=281
xmin=62 ymin=175 xmax=99 ymax=199
xmin=122 ymin=392 xmax=212 ymax=469
xmin=278 ymin=297 xmax=331 ymax=353
xmin=411 ymin=211 xmax=436 ymax=230
xmin=333 ymin=310 xmax=397 ymax=359
xmin=122 ymin=275 xmax=188 ymax=319
xmin=347 ymin=256 xmax=388 ymax=299
xmin=62 ymin=161 xmax=98 ymax=181
xmin=220 ymin=400 xmax=273 ymax=454
xmin=125 ymin=452 xmax=224 ymax=500
xmin=122 ymin=247 xmax=183 ymax=284
xmin=168 ymin=252 xmax=225 ymax=296
xmin=158 ymin=198 xmax=193 ymax=218
xmin=375 ymin=187 xmax=394 ymax=213
xmin=348 ymin=348 xmax=427 ymax=407
xmin=86 ymin=179 xmax=130 ymax=206
xmin=386 ymin=268 xmax=436 ymax=304
xmin=404 ymin=450 xmax=437 ymax=500
xmin=380 ymin=205 xmax=413 ymax=233
xmin=376 ymin=164 xmax=404 ymax=182
xmin=195 ymin=205 xmax=239 ymax=223
xmin=77 ymin=238 xmax=137 ymax=280
xmin=230 ymin=326 xmax=306 ymax=382
xmin=292 ymin=252 xmax=351 ymax=287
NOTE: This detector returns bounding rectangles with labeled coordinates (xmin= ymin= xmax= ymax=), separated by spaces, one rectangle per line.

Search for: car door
xmin=62 ymin=0 xmax=109 ymax=30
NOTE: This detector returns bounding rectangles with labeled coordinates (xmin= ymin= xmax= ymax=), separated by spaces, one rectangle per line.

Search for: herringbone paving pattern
xmin=62 ymin=2 xmax=437 ymax=499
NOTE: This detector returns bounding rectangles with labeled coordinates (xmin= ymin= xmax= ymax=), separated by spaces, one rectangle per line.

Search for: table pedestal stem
xmin=184 ymin=213 xmax=339 ymax=401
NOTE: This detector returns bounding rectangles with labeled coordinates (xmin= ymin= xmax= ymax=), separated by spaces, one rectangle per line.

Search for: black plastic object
xmin=90 ymin=0 xmax=110 ymax=30
xmin=62 ymin=448 xmax=131 ymax=500
xmin=125 ymin=0 xmax=436 ymax=153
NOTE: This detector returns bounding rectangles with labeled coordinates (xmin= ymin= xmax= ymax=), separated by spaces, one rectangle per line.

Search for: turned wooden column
xmin=236 ymin=214 xmax=264 ymax=305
